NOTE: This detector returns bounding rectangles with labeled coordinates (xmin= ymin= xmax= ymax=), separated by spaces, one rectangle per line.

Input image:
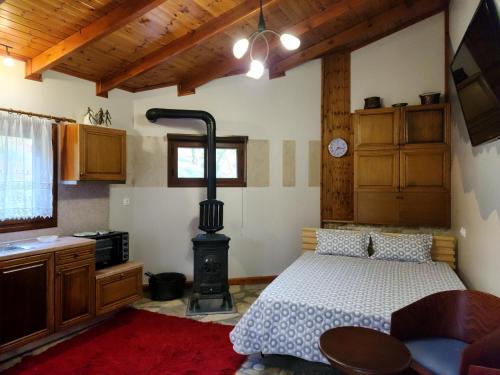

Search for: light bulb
xmin=233 ymin=38 xmax=249 ymax=59
xmin=246 ymin=60 xmax=265 ymax=79
xmin=280 ymin=33 xmax=301 ymax=51
xmin=3 ymin=56 xmax=14 ymax=67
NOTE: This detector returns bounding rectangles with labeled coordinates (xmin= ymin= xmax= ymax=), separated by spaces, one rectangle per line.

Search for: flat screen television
xmin=451 ymin=0 xmax=500 ymax=146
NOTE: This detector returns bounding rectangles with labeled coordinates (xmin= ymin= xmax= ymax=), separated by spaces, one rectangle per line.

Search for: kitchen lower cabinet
xmin=0 ymin=240 xmax=142 ymax=356
xmin=96 ymin=262 xmax=143 ymax=316
xmin=0 ymin=253 xmax=54 ymax=353
xmin=55 ymin=258 xmax=95 ymax=331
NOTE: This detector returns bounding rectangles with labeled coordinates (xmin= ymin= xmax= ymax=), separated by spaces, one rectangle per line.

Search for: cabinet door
xmin=400 ymin=147 xmax=449 ymax=192
xmin=79 ymin=125 xmax=126 ymax=181
xmin=401 ymin=104 xmax=450 ymax=145
xmin=0 ymin=254 xmax=53 ymax=353
xmin=55 ymin=258 xmax=95 ymax=331
xmin=399 ymin=192 xmax=450 ymax=228
xmin=96 ymin=266 xmax=142 ymax=316
xmin=354 ymin=192 xmax=399 ymax=225
xmin=354 ymin=108 xmax=399 ymax=149
xmin=354 ymin=150 xmax=399 ymax=191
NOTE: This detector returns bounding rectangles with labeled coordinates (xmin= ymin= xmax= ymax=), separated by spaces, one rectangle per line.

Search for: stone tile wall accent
xmin=308 ymin=140 xmax=321 ymax=187
xmin=247 ymin=140 xmax=270 ymax=187
xmin=282 ymin=140 xmax=296 ymax=187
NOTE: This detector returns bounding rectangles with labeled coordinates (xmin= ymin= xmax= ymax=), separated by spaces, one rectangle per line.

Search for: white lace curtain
xmin=0 ymin=111 xmax=54 ymax=221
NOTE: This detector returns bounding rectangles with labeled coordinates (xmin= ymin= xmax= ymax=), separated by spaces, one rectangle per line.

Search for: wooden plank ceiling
xmin=0 ymin=0 xmax=447 ymax=96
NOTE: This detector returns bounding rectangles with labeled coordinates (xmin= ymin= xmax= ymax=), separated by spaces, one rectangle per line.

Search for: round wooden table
xmin=319 ymin=327 xmax=411 ymax=375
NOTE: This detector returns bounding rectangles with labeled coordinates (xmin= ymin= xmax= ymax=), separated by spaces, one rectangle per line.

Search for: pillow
xmin=370 ymin=232 xmax=433 ymax=263
xmin=315 ymin=229 xmax=369 ymax=258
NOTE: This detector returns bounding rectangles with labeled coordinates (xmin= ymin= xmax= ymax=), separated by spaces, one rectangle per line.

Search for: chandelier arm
xmin=264 ymin=29 xmax=281 ymax=38
xmin=249 ymin=31 xmax=270 ymax=63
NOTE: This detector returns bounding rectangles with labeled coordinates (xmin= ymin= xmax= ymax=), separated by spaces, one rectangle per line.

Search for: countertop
xmin=0 ymin=236 xmax=95 ymax=261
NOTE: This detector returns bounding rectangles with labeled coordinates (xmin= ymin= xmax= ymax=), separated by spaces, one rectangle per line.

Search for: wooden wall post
xmin=321 ymin=52 xmax=354 ymax=223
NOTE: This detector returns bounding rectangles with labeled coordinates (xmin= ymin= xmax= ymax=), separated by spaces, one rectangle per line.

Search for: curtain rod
xmin=0 ymin=107 xmax=76 ymax=123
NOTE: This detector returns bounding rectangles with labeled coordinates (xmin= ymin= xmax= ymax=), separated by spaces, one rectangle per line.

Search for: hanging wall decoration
xmin=83 ymin=107 xmax=112 ymax=127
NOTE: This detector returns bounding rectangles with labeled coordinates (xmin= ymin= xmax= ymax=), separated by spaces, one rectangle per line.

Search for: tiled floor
xmin=134 ymin=284 xmax=338 ymax=375
xmin=1 ymin=284 xmax=338 ymax=374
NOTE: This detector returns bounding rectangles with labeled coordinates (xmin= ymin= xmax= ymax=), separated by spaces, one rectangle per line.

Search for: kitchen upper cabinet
xmin=399 ymin=192 xmax=450 ymax=228
xmin=354 ymin=192 xmax=399 ymax=226
xmin=55 ymin=256 xmax=95 ymax=331
xmin=354 ymin=150 xmax=399 ymax=191
xmin=401 ymin=104 xmax=450 ymax=145
xmin=0 ymin=253 xmax=54 ymax=353
xmin=354 ymin=108 xmax=399 ymax=149
xmin=400 ymin=146 xmax=449 ymax=192
xmin=60 ymin=124 xmax=126 ymax=183
xmin=353 ymin=104 xmax=451 ymax=227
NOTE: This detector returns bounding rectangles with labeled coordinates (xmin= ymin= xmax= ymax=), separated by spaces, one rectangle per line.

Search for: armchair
xmin=391 ymin=290 xmax=500 ymax=375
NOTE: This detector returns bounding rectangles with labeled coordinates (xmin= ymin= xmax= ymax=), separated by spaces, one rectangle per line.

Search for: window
xmin=0 ymin=112 xmax=58 ymax=233
xmin=167 ymin=134 xmax=247 ymax=187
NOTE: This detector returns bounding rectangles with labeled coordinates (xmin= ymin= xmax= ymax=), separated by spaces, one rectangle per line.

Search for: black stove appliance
xmin=73 ymin=231 xmax=129 ymax=269
xmin=146 ymin=108 xmax=233 ymax=314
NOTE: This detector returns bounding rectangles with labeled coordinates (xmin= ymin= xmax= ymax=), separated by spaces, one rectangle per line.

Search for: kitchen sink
xmin=0 ymin=244 xmax=32 ymax=253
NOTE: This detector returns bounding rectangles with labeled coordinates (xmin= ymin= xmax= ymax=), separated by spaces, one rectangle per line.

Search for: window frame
xmin=167 ymin=133 xmax=247 ymax=188
xmin=0 ymin=124 xmax=58 ymax=234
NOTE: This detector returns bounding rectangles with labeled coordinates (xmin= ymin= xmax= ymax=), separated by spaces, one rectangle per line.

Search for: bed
xmin=230 ymin=228 xmax=465 ymax=364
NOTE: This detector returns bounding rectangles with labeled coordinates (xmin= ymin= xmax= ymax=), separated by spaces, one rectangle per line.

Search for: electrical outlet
xmin=460 ymin=227 xmax=467 ymax=238
xmin=122 ymin=197 xmax=130 ymax=206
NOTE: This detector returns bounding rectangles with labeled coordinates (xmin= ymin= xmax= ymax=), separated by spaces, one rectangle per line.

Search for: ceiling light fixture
xmin=233 ymin=0 xmax=300 ymax=79
xmin=1 ymin=44 xmax=15 ymax=67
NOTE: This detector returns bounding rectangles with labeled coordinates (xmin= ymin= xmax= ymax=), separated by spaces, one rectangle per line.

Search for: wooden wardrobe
xmin=353 ymin=104 xmax=450 ymax=228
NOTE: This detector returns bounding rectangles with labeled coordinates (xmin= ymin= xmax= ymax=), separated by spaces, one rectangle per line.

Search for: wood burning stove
xmin=146 ymin=108 xmax=233 ymax=314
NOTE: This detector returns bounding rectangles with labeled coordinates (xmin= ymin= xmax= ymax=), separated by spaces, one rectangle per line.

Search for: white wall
xmin=449 ymin=0 xmax=500 ymax=296
xmin=0 ymin=61 xmax=133 ymax=243
xmin=351 ymin=13 xmax=445 ymax=111
xmin=110 ymin=61 xmax=322 ymax=279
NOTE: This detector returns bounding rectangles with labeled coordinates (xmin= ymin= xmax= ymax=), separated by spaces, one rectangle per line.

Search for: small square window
xmin=167 ymin=134 xmax=247 ymax=187
xmin=178 ymin=147 xmax=205 ymax=178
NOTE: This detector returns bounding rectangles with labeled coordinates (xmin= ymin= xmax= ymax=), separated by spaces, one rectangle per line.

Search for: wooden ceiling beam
xmin=24 ymin=0 xmax=166 ymax=80
xmin=95 ymin=0 xmax=281 ymax=97
xmin=177 ymin=0 xmax=370 ymax=96
xmin=269 ymin=0 xmax=447 ymax=78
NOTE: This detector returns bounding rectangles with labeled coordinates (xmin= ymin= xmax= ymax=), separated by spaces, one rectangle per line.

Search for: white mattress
xmin=230 ymin=252 xmax=465 ymax=363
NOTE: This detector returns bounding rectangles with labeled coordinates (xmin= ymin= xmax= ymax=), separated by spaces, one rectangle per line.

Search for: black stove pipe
xmin=146 ymin=108 xmax=216 ymax=201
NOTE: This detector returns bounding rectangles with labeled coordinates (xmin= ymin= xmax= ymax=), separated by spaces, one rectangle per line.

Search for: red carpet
xmin=6 ymin=309 xmax=245 ymax=375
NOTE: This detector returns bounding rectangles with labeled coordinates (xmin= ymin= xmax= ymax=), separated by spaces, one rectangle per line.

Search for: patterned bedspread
xmin=230 ymin=252 xmax=465 ymax=363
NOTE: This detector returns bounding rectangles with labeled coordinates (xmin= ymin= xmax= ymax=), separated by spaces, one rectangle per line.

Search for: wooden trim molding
xmin=228 ymin=275 xmax=277 ymax=285
xmin=25 ymin=0 xmax=165 ymax=79
xmin=321 ymin=52 xmax=353 ymax=222
xmin=178 ymin=0 xmax=369 ymax=96
xmin=96 ymin=0 xmax=282 ymax=96
xmin=301 ymin=227 xmax=457 ymax=270
xmin=143 ymin=275 xmax=277 ymax=292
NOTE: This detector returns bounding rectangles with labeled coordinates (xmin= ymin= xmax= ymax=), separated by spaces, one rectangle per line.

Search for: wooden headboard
xmin=301 ymin=227 xmax=457 ymax=270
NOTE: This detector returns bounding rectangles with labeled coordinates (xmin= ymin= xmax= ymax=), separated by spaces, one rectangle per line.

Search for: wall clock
xmin=328 ymin=138 xmax=348 ymax=158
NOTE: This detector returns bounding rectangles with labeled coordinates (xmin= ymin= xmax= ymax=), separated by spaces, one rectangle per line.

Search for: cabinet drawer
xmin=96 ymin=264 xmax=142 ymax=316
xmin=55 ymin=245 xmax=95 ymax=266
